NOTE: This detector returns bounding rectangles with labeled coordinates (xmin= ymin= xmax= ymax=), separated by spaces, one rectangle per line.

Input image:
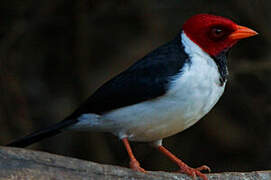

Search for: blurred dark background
xmin=0 ymin=0 xmax=270 ymax=173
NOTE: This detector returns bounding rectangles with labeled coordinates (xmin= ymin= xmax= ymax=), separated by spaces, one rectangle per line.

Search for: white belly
xmin=70 ymin=32 xmax=226 ymax=142
xmin=101 ymin=61 xmax=224 ymax=141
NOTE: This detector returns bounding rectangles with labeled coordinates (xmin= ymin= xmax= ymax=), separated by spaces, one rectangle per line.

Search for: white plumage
xmin=70 ymin=32 xmax=225 ymax=143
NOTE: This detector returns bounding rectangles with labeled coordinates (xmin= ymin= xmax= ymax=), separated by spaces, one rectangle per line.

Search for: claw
xmin=129 ymin=159 xmax=146 ymax=173
xmin=196 ymin=165 xmax=211 ymax=173
xmin=156 ymin=145 xmax=210 ymax=180
xmin=178 ymin=164 xmax=209 ymax=180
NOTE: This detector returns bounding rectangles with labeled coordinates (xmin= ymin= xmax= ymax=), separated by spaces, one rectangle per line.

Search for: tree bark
xmin=0 ymin=146 xmax=270 ymax=180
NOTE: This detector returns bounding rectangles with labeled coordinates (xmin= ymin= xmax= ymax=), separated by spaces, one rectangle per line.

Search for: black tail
xmin=6 ymin=118 xmax=77 ymax=148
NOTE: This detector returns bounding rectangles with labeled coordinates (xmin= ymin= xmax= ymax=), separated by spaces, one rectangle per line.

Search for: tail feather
xmin=6 ymin=119 xmax=77 ymax=148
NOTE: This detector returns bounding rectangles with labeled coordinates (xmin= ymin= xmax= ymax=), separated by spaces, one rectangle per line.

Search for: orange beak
xmin=229 ymin=25 xmax=258 ymax=40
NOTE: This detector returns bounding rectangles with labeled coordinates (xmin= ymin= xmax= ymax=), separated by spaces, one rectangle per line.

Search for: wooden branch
xmin=0 ymin=146 xmax=270 ymax=180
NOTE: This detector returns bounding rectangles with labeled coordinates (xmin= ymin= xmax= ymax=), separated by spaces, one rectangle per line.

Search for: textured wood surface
xmin=0 ymin=146 xmax=270 ymax=180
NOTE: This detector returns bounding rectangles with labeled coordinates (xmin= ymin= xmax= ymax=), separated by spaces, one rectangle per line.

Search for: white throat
xmin=181 ymin=31 xmax=212 ymax=61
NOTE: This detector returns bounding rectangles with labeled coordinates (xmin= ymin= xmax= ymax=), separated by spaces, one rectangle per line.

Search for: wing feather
xmin=68 ymin=35 xmax=189 ymax=119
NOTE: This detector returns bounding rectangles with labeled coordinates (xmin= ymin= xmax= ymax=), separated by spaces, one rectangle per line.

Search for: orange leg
xmin=157 ymin=145 xmax=210 ymax=180
xmin=122 ymin=138 xmax=146 ymax=172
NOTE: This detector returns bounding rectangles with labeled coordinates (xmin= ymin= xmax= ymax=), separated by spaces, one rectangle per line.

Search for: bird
xmin=7 ymin=14 xmax=257 ymax=180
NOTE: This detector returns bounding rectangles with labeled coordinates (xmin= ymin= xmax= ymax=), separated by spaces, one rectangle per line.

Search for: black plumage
xmin=7 ymin=119 xmax=77 ymax=147
xmin=7 ymin=33 xmax=190 ymax=147
xmin=67 ymin=34 xmax=189 ymax=118
xmin=212 ymin=49 xmax=229 ymax=86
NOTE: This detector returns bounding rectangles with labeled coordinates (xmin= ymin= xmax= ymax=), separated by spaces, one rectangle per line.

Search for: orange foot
xmin=157 ymin=145 xmax=210 ymax=180
xmin=129 ymin=159 xmax=146 ymax=173
xmin=178 ymin=164 xmax=210 ymax=180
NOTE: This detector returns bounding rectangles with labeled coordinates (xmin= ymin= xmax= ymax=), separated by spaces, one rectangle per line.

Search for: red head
xmin=183 ymin=14 xmax=258 ymax=56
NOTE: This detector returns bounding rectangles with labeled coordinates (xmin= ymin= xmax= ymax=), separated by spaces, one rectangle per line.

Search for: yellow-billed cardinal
xmin=7 ymin=14 xmax=258 ymax=180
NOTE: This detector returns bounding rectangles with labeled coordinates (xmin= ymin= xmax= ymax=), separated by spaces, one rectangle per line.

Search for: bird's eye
xmin=209 ymin=27 xmax=228 ymax=40
xmin=211 ymin=28 xmax=224 ymax=37
xmin=213 ymin=28 xmax=222 ymax=35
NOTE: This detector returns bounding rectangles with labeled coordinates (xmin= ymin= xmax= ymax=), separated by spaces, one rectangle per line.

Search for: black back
xmin=68 ymin=34 xmax=189 ymax=118
xmin=6 ymin=33 xmax=190 ymax=147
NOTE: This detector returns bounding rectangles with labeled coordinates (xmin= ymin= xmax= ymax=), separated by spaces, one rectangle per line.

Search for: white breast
xmin=71 ymin=32 xmax=225 ymax=142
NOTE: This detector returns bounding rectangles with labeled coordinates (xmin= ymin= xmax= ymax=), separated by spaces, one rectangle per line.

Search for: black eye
xmin=208 ymin=26 xmax=231 ymax=41
xmin=211 ymin=28 xmax=225 ymax=38
xmin=213 ymin=28 xmax=222 ymax=35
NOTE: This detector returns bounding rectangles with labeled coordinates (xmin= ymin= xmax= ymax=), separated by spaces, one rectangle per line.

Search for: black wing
xmin=6 ymin=34 xmax=189 ymax=148
xmin=68 ymin=35 xmax=189 ymax=119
